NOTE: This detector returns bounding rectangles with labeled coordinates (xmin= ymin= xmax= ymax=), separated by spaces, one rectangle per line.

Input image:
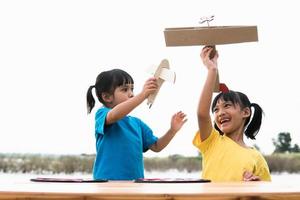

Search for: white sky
xmin=0 ymin=0 xmax=299 ymax=157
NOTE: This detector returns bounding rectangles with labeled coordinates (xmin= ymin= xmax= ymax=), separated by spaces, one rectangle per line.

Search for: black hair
xmin=86 ymin=69 xmax=134 ymax=114
xmin=211 ymin=90 xmax=263 ymax=139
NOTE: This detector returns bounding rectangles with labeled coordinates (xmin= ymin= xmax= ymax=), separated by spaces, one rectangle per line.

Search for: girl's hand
xmin=170 ymin=111 xmax=188 ymax=134
xmin=141 ymin=77 xmax=158 ymax=98
xmin=243 ymin=171 xmax=261 ymax=181
xmin=200 ymin=46 xmax=218 ymax=70
xmin=149 ymin=111 xmax=187 ymax=152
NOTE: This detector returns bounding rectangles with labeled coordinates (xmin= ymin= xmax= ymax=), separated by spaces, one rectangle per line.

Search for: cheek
xmin=121 ymin=94 xmax=129 ymax=100
xmin=213 ymin=113 xmax=218 ymax=120
xmin=213 ymin=115 xmax=220 ymax=125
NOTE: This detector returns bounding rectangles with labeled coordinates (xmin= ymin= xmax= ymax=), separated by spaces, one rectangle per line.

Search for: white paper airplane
xmin=147 ymin=59 xmax=176 ymax=108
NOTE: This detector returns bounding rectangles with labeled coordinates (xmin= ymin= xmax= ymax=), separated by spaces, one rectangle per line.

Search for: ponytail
xmin=86 ymin=85 xmax=95 ymax=114
xmin=244 ymin=103 xmax=263 ymax=139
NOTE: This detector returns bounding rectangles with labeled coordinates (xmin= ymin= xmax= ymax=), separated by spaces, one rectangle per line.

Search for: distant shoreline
xmin=0 ymin=153 xmax=299 ymax=174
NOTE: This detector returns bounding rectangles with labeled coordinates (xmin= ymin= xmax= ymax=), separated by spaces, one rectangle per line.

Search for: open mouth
xmin=220 ymin=118 xmax=230 ymax=125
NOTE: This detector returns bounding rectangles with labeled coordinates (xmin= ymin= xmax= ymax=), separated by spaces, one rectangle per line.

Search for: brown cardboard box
xmin=164 ymin=26 xmax=258 ymax=46
xmin=164 ymin=25 xmax=258 ymax=92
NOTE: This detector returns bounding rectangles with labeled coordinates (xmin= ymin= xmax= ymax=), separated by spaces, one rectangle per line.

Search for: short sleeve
xmin=193 ymin=129 xmax=218 ymax=153
xmin=254 ymin=152 xmax=272 ymax=181
xmin=95 ymin=107 xmax=110 ymax=135
xmin=139 ymin=119 xmax=158 ymax=152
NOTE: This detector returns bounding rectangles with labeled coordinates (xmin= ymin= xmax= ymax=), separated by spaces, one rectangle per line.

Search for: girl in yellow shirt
xmin=193 ymin=46 xmax=271 ymax=182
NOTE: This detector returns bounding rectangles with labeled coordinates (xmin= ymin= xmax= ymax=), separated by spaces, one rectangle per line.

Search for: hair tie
xmin=89 ymin=85 xmax=95 ymax=90
xmin=250 ymin=103 xmax=257 ymax=108
xmin=219 ymin=83 xmax=229 ymax=93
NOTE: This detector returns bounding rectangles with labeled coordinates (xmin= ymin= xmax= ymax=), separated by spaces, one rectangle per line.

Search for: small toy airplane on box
xmin=147 ymin=59 xmax=176 ymax=108
xmin=164 ymin=16 xmax=258 ymax=92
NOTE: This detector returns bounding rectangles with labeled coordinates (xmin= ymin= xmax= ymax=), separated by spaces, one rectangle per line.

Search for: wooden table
xmin=0 ymin=180 xmax=300 ymax=200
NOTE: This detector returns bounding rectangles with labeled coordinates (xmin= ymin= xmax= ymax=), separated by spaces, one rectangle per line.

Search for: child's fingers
xmin=202 ymin=46 xmax=212 ymax=51
xmin=201 ymin=47 xmax=213 ymax=60
xmin=145 ymin=78 xmax=158 ymax=89
xmin=212 ymin=50 xmax=219 ymax=60
xmin=174 ymin=111 xmax=188 ymax=123
xmin=176 ymin=111 xmax=185 ymax=117
xmin=200 ymin=47 xmax=210 ymax=57
xmin=182 ymin=117 xmax=188 ymax=124
xmin=243 ymin=171 xmax=260 ymax=181
xmin=243 ymin=171 xmax=252 ymax=179
xmin=244 ymin=176 xmax=260 ymax=181
xmin=202 ymin=46 xmax=213 ymax=53
xmin=146 ymin=77 xmax=157 ymax=84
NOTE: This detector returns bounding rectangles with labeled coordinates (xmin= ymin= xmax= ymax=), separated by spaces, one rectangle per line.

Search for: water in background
xmin=0 ymin=170 xmax=299 ymax=184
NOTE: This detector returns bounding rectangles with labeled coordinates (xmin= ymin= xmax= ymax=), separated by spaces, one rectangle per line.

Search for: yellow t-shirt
xmin=193 ymin=129 xmax=271 ymax=182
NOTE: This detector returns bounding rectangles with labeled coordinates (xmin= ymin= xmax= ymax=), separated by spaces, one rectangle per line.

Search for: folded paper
xmin=147 ymin=59 xmax=176 ymax=108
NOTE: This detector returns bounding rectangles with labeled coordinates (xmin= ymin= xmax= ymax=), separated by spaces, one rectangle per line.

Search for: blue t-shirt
xmin=93 ymin=107 xmax=158 ymax=180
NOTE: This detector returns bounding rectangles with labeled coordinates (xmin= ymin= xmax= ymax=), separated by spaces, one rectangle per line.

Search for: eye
xmin=120 ymin=87 xmax=128 ymax=92
xmin=224 ymin=102 xmax=232 ymax=108
xmin=213 ymin=107 xmax=219 ymax=113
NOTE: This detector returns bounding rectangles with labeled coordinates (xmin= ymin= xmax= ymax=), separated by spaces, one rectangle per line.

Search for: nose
xmin=218 ymin=108 xmax=225 ymax=117
xmin=128 ymin=90 xmax=134 ymax=98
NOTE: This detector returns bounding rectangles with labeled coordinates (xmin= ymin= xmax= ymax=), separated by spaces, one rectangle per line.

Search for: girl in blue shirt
xmin=86 ymin=69 xmax=187 ymax=180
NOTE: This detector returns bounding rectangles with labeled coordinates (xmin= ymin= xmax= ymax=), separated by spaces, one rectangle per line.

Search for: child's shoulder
xmin=248 ymin=147 xmax=266 ymax=158
xmin=127 ymin=115 xmax=142 ymax=122
xmin=95 ymin=106 xmax=110 ymax=117
xmin=96 ymin=106 xmax=110 ymax=113
xmin=127 ymin=115 xmax=150 ymax=127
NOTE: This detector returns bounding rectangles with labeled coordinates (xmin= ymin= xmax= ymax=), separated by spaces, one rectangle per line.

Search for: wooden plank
xmin=0 ymin=181 xmax=300 ymax=200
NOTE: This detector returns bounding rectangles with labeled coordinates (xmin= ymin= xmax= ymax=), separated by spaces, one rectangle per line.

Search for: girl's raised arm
xmin=197 ymin=47 xmax=219 ymax=142
xmin=106 ymin=78 xmax=157 ymax=124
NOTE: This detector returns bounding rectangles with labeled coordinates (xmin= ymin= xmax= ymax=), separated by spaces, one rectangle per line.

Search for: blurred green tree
xmin=272 ymin=132 xmax=300 ymax=153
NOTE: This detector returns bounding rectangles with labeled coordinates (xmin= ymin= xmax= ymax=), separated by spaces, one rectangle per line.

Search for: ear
xmin=242 ymin=107 xmax=251 ymax=118
xmin=101 ymin=92 xmax=113 ymax=104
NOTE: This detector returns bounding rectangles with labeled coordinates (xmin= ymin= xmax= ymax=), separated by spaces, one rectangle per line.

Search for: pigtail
xmin=86 ymin=85 xmax=95 ymax=114
xmin=244 ymin=103 xmax=263 ymax=139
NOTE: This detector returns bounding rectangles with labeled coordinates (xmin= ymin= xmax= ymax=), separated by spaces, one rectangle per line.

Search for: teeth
xmin=221 ymin=119 xmax=229 ymax=124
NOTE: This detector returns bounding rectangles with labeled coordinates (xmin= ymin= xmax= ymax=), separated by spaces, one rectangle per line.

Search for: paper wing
xmin=147 ymin=59 xmax=176 ymax=108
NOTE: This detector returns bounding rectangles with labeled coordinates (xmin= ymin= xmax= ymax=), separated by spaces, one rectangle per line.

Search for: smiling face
xmin=213 ymin=99 xmax=250 ymax=136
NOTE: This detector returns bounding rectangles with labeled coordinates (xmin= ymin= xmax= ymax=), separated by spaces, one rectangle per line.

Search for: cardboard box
xmin=164 ymin=26 xmax=258 ymax=46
